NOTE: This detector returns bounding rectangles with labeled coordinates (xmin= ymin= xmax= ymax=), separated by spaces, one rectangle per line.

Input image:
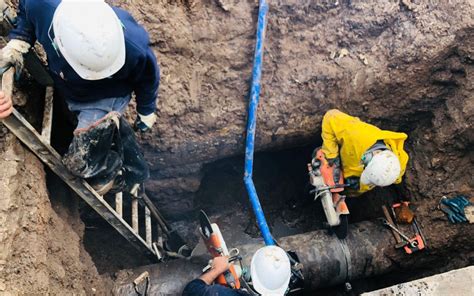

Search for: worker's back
xmin=321 ymin=109 xmax=409 ymax=193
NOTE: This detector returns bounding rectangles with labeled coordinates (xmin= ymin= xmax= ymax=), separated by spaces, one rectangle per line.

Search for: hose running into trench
xmin=243 ymin=0 xmax=274 ymax=246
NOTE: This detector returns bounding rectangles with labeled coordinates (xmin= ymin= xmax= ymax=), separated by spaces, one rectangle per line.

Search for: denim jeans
xmin=62 ymin=94 xmax=149 ymax=191
xmin=66 ymin=94 xmax=131 ymax=130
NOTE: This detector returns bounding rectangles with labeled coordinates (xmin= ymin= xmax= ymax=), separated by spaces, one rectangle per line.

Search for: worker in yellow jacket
xmin=318 ymin=109 xmax=409 ymax=195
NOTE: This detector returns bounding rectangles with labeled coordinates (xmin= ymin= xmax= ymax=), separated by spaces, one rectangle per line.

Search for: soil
xmin=106 ymin=0 xmax=474 ymax=221
xmin=0 ymin=127 xmax=112 ymax=295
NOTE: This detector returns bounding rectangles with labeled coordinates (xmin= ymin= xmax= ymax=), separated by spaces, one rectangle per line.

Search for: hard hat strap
xmin=47 ymin=22 xmax=61 ymax=57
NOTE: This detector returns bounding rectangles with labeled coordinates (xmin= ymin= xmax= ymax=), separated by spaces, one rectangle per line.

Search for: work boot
xmin=63 ymin=112 xmax=124 ymax=195
xmin=88 ymin=168 xmax=125 ymax=196
xmin=119 ymin=117 xmax=150 ymax=189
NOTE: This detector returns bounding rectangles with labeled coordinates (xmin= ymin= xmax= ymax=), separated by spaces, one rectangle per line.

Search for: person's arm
xmin=8 ymin=0 xmax=36 ymax=45
xmin=321 ymin=109 xmax=341 ymax=159
xmin=199 ymin=256 xmax=230 ymax=285
xmin=182 ymin=256 xmax=231 ymax=296
xmin=130 ymin=47 xmax=160 ymax=132
xmin=132 ymin=47 xmax=160 ymax=116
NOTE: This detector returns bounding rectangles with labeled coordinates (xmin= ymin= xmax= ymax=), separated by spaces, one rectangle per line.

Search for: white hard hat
xmin=52 ymin=0 xmax=125 ymax=80
xmin=360 ymin=150 xmax=401 ymax=187
xmin=250 ymin=246 xmax=291 ymax=296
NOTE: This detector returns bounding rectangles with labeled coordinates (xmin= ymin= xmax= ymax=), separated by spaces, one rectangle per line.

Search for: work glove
xmin=439 ymin=195 xmax=471 ymax=223
xmin=345 ymin=177 xmax=359 ymax=190
xmin=134 ymin=112 xmax=157 ymax=133
xmin=0 ymin=39 xmax=31 ymax=78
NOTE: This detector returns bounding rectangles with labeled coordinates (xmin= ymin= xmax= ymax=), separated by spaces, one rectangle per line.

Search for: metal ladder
xmin=1 ymin=68 xmax=163 ymax=262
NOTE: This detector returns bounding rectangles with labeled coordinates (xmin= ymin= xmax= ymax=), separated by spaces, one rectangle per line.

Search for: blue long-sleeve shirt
xmin=183 ymin=279 xmax=251 ymax=296
xmin=9 ymin=0 xmax=160 ymax=115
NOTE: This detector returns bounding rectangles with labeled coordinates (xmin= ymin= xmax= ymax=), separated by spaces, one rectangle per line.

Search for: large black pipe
xmin=113 ymin=221 xmax=395 ymax=295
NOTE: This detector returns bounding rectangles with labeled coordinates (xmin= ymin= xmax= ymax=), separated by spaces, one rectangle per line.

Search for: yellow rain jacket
xmin=321 ymin=109 xmax=409 ymax=194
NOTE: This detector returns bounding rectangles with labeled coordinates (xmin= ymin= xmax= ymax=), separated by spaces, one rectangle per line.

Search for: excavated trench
xmin=0 ymin=0 xmax=473 ymax=295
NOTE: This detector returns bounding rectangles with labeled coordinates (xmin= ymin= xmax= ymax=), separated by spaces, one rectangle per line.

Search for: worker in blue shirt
xmin=0 ymin=0 xmax=160 ymax=195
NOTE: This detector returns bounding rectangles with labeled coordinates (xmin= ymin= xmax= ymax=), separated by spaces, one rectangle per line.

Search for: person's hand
xmin=134 ymin=112 xmax=157 ymax=132
xmin=211 ymin=256 xmax=230 ymax=275
xmin=0 ymin=39 xmax=31 ymax=76
xmin=199 ymin=256 xmax=230 ymax=285
xmin=0 ymin=90 xmax=13 ymax=119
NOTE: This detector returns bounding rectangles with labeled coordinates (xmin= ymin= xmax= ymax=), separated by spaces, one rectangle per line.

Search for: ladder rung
xmin=145 ymin=207 xmax=152 ymax=246
xmin=115 ymin=192 xmax=123 ymax=217
xmin=132 ymin=198 xmax=139 ymax=233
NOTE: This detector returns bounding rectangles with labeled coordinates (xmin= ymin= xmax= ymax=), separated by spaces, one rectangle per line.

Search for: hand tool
xmin=381 ymin=206 xmax=406 ymax=249
xmin=412 ymin=217 xmax=428 ymax=249
xmin=381 ymin=219 xmax=418 ymax=249
xmin=381 ymin=219 xmax=425 ymax=254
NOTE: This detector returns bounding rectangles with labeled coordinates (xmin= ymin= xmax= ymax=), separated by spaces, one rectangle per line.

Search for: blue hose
xmin=243 ymin=0 xmax=274 ymax=246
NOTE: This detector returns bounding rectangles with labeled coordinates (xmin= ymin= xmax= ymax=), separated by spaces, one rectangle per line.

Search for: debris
xmin=401 ymin=0 xmax=417 ymax=12
xmin=338 ymin=48 xmax=349 ymax=58
xmin=215 ymin=0 xmax=231 ymax=12
xmin=133 ymin=271 xmax=150 ymax=296
xmin=358 ymin=54 xmax=369 ymax=65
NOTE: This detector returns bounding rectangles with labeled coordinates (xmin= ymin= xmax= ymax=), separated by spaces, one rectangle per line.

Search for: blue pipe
xmin=243 ymin=0 xmax=274 ymax=246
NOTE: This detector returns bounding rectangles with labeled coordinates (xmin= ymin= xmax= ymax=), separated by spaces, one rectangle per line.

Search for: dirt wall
xmin=0 ymin=127 xmax=109 ymax=294
xmin=107 ymin=0 xmax=474 ymax=217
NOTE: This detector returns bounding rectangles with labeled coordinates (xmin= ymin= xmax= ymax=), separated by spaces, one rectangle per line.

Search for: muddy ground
xmin=0 ymin=0 xmax=472 ymax=295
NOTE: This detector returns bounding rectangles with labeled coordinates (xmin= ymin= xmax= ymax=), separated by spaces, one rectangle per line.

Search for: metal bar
xmin=243 ymin=0 xmax=274 ymax=246
xmin=41 ymin=86 xmax=54 ymax=143
xmin=0 ymin=68 xmax=156 ymax=260
xmin=115 ymin=192 xmax=123 ymax=217
xmin=145 ymin=207 xmax=152 ymax=246
xmin=382 ymin=205 xmax=403 ymax=245
xmin=132 ymin=198 xmax=139 ymax=233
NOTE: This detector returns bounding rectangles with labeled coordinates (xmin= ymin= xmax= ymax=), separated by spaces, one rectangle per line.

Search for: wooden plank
xmin=1 ymin=69 xmax=156 ymax=260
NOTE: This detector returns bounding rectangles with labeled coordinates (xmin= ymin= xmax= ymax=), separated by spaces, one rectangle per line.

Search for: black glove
xmin=345 ymin=177 xmax=359 ymax=190
xmin=327 ymin=157 xmax=341 ymax=183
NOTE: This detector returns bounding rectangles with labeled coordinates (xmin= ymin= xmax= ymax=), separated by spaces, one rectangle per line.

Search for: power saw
xmin=199 ymin=210 xmax=241 ymax=289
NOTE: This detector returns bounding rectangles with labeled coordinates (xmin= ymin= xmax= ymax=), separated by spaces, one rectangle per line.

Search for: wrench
xmin=381 ymin=219 xmax=418 ymax=248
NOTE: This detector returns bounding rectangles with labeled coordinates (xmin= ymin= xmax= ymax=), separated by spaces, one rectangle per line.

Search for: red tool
xmin=381 ymin=219 xmax=425 ymax=254
xmin=199 ymin=210 xmax=241 ymax=289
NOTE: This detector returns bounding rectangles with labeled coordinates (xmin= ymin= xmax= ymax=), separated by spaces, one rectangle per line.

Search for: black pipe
xmin=113 ymin=221 xmax=395 ymax=295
